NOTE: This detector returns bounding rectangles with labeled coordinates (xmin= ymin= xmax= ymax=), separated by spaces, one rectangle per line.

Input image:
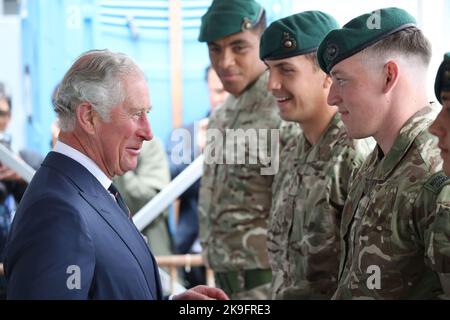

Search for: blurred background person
xmin=0 ymin=83 xmax=43 ymax=299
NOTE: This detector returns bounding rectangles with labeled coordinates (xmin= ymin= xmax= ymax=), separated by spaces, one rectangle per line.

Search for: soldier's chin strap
xmin=438 ymin=273 xmax=450 ymax=298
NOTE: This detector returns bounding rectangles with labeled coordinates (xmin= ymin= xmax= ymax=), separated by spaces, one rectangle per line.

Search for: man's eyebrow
xmin=130 ymin=106 xmax=152 ymax=113
xmin=209 ymin=39 xmax=249 ymax=48
xmin=330 ymin=70 xmax=342 ymax=77
xmin=228 ymin=39 xmax=248 ymax=46
xmin=273 ymin=61 xmax=294 ymax=68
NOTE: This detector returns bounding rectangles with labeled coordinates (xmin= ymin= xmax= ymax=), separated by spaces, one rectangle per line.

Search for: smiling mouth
xmin=276 ymin=97 xmax=292 ymax=103
xmin=127 ymin=147 xmax=141 ymax=154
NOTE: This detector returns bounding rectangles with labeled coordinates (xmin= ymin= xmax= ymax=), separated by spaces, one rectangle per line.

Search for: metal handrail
xmin=156 ymin=254 xmax=215 ymax=290
xmin=133 ymin=154 xmax=203 ymax=231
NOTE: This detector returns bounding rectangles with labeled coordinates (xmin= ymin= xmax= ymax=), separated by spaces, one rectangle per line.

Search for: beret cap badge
xmin=242 ymin=17 xmax=253 ymax=31
xmin=282 ymin=32 xmax=296 ymax=49
xmin=325 ymin=44 xmax=339 ymax=62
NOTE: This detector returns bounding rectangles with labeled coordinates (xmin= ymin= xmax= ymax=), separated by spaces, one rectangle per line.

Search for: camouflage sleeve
xmin=428 ymin=181 xmax=450 ymax=296
xmin=197 ymin=112 xmax=220 ymax=268
xmin=419 ymin=173 xmax=450 ymax=296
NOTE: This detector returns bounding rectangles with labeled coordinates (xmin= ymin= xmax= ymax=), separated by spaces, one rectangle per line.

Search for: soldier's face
xmin=207 ymin=30 xmax=266 ymax=96
xmin=429 ymin=91 xmax=450 ymax=175
xmin=328 ymin=53 xmax=388 ymax=140
xmin=266 ymin=55 xmax=330 ymax=123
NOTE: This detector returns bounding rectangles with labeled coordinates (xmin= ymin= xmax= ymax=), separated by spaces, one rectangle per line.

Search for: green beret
xmin=199 ymin=0 xmax=264 ymax=43
xmin=435 ymin=52 xmax=450 ymax=104
xmin=317 ymin=7 xmax=417 ymax=73
xmin=260 ymin=11 xmax=339 ymax=61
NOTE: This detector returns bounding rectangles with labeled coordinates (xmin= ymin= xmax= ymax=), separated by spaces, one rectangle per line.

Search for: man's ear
xmin=76 ymin=102 xmax=96 ymax=134
xmin=323 ymin=74 xmax=333 ymax=89
xmin=382 ymin=60 xmax=399 ymax=94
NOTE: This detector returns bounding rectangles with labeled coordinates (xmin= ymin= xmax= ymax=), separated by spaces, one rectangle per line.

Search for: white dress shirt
xmin=53 ymin=140 xmax=112 ymax=191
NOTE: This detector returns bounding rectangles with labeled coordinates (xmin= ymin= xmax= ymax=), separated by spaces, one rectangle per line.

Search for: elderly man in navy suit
xmin=3 ymin=49 xmax=228 ymax=300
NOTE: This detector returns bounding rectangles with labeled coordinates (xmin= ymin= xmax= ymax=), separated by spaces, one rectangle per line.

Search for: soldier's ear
xmin=382 ymin=60 xmax=399 ymax=94
xmin=323 ymin=74 xmax=332 ymax=89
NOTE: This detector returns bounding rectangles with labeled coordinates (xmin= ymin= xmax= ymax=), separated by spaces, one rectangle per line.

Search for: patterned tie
xmin=108 ymin=183 xmax=131 ymax=219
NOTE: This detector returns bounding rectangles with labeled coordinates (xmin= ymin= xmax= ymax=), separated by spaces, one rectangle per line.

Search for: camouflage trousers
xmin=215 ymin=269 xmax=272 ymax=300
xmin=231 ymin=283 xmax=271 ymax=300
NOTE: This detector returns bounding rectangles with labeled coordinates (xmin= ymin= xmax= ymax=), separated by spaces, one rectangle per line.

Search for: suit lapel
xmin=43 ymin=152 xmax=162 ymax=299
xmin=80 ymin=191 xmax=160 ymax=299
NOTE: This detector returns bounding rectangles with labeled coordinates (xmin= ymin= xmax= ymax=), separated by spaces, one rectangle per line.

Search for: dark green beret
xmin=260 ymin=11 xmax=339 ymax=61
xmin=198 ymin=0 xmax=264 ymax=43
xmin=317 ymin=7 xmax=417 ymax=73
xmin=435 ymin=52 xmax=450 ymax=104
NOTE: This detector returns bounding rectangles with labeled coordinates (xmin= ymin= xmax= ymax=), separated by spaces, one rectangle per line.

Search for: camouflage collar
xmin=297 ymin=112 xmax=344 ymax=164
xmin=368 ymin=106 xmax=434 ymax=181
xmin=233 ymin=70 xmax=271 ymax=110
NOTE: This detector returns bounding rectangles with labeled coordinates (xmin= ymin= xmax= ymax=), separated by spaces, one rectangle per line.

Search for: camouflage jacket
xmin=334 ymin=106 xmax=450 ymax=299
xmin=198 ymin=71 xmax=298 ymax=272
xmin=269 ymin=113 xmax=372 ymax=299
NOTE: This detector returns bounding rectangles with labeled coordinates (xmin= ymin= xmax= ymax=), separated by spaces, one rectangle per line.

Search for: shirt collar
xmin=53 ymin=140 xmax=112 ymax=191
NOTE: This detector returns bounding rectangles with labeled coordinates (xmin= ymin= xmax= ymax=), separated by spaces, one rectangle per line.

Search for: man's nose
xmin=327 ymin=81 xmax=342 ymax=106
xmin=267 ymin=72 xmax=281 ymax=92
xmin=219 ymin=49 xmax=235 ymax=69
xmin=139 ymin=117 xmax=153 ymax=141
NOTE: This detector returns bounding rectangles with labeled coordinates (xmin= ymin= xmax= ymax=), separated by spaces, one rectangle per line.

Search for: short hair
xmin=304 ymin=52 xmax=320 ymax=72
xmin=362 ymin=26 xmax=432 ymax=67
xmin=54 ymin=49 xmax=142 ymax=131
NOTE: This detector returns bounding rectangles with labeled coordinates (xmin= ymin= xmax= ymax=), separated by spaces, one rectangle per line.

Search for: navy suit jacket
xmin=4 ymin=152 xmax=163 ymax=299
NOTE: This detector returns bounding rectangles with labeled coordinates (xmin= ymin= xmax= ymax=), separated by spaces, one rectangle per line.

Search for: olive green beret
xmin=317 ymin=7 xmax=417 ymax=73
xmin=260 ymin=11 xmax=339 ymax=61
xmin=198 ymin=0 xmax=264 ymax=43
xmin=435 ymin=52 xmax=450 ymax=104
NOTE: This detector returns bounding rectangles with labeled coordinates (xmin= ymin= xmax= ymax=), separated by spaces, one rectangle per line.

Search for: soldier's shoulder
xmin=424 ymin=171 xmax=450 ymax=195
xmin=415 ymin=128 xmax=441 ymax=170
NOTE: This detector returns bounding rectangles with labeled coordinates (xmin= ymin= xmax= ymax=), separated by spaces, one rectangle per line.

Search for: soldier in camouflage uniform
xmin=260 ymin=11 xmax=373 ymax=299
xmin=197 ymin=0 xmax=298 ymax=299
xmin=430 ymin=53 xmax=450 ymax=174
xmin=317 ymin=8 xmax=450 ymax=299
xmin=429 ymin=53 xmax=450 ymax=297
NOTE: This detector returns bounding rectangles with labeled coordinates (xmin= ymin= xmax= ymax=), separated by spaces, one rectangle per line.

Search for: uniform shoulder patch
xmin=424 ymin=172 xmax=450 ymax=194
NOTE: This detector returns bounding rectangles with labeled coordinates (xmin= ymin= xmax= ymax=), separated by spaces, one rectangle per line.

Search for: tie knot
xmin=108 ymin=183 xmax=119 ymax=197
xmin=108 ymin=183 xmax=131 ymax=219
